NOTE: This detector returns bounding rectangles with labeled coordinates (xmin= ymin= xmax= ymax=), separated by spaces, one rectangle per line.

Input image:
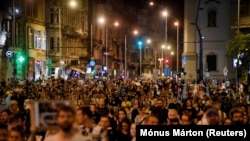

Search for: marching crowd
xmin=0 ymin=77 xmax=249 ymax=141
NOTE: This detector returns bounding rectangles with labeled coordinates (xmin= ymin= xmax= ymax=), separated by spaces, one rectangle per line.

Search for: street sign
xmin=182 ymin=56 xmax=188 ymax=64
xmin=6 ymin=51 xmax=13 ymax=58
xmin=89 ymin=60 xmax=96 ymax=67
xmin=223 ymin=67 xmax=228 ymax=76
xmin=164 ymin=68 xmax=170 ymax=76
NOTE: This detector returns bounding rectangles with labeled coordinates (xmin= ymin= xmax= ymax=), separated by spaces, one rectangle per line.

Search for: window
xmin=206 ymin=54 xmax=217 ymax=71
xmin=57 ymin=37 xmax=60 ymax=51
xmin=56 ymin=9 xmax=59 ymax=23
xmin=34 ymin=30 xmax=41 ymax=48
xmin=50 ymin=38 xmax=54 ymax=51
xmin=207 ymin=9 xmax=217 ymax=27
xmin=50 ymin=9 xmax=54 ymax=24
xmin=241 ymin=0 xmax=250 ymax=17
xmin=41 ymin=32 xmax=46 ymax=50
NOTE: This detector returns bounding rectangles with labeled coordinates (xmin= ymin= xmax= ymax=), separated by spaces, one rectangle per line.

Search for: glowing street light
xmin=133 ymin=30 xmax=138 ymax=35
xmin=98 ymin=16 xmax=108 ymax=72
xmin=114 ymin=21 xmax=119 ymax=27
xmin=162 ymin=10 xmax=168 ymax=17
xmin=147 ymin=39 xmax=151 ymax=44
xmin=98 ymin=17 xmax=105 ymax=24
xmin=162 ymin=10 xmax=168 ymax=73
xmin=161 ymin=45 xmax=166 ymax=74
xmin=149 ymin=1 xmax=154 ymax=6
xmin=174 ymin=21 xmax=180 ymax=73
xmin=69 ymin=0 xmax=77 ymax=8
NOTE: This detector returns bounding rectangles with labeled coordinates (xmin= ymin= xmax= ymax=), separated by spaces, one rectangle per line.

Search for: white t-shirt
xmin=44 ymin=133 xmax=89 ymax=141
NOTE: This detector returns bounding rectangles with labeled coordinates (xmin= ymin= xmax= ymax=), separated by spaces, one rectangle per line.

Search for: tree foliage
xmin=227 ymin=33 xmax=250 ymax=69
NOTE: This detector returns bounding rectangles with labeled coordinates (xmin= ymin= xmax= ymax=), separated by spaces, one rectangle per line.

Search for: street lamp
xmin=69 ymin=0 xmax=77 ymax=8
xmin=149 ymin=1 xmax=154 ymax=6
xmin=133 ymin=30 xmax=138 ymax=35
xmin=114 ymin=21 xmax=119 ymax=27
xmin=147 ymin=39 xmax=151 ymax=44
xmin=162 ymin=10 xmax=168 ymax=46
xmin=205 ymin=69 xmax=210 ymax=96
xmin=138 ymin=41 xmax=143 ymax=77
xmin=174 ymin=21 xmax=179 ymax=73
xmin=171 ymin=51 xmax=174 ymax=56
xmin=98 ymin=17 xmax=105 ymax=24
xmin=98 ymin=16 xmax=108 ymax=74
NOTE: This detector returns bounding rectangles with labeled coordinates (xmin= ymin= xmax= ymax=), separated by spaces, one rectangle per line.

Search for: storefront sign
xmin=6 ymin=51 xmax=13 ymax=58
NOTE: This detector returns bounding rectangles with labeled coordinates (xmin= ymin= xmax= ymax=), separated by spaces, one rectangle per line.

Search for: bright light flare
xmin=114 ymin=22 xmax=119 ymax=27
xmin=98 ymin=17 xmax=105 ymax=24
xmin=147 ymin=39 xmax=151 ymax=44
xmin=69 ymin=0 xmax=77 ymax=8
xmin=133 ymin=30 xmax=138 ymax=35
xmin=162 ymin=10 xmax=168 ymax=17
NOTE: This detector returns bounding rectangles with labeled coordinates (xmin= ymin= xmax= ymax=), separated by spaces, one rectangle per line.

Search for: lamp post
xmin=174 ymin=22 xmax=179 ymax=73
xmin=161 ymin=45 xmax=165 ymax=76
xmin=162 ymin=10 xmax=168 ymax=48
xmin=124 ymin=35 xmax=127 ymax=78
xmin=205 ymin=69 xmax=210 ymax=96
xmin=138 ymin=41 xmax=143 ymax=77
xmin=98 ymin=17 xmax=108 ymax=74
xmin=171 ymin=51 xmax=174 ymax=76
xmin=146 ymin=39 xmax=151 ymax=60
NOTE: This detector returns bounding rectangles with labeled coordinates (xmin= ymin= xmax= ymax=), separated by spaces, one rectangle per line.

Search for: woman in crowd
xmin=116 ymin=109 xmax=128 ymax=130
xmin=134 ymin=106 xmax=148 ymax=125
xmin=8 ymin=126 xmax=25 ymax=141
xmin=116 ymin=119 xmax=131 ymax=141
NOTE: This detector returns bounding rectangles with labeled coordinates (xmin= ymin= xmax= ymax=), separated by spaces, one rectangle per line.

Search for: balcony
xmin=48 ymin=50 xmax=60 ymax=56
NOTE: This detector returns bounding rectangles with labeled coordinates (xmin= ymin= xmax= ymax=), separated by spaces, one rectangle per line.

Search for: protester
xmin=43 ymin=106 xmax=87 ymax=141
xmin=0 ymin=76 xmax=248 ymax=141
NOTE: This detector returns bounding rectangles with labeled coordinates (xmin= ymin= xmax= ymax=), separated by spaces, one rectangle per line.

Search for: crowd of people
xmin=0 ymin=77 xmax=249 ymax=141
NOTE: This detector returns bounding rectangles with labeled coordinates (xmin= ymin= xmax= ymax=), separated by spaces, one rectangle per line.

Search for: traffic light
xmin=165 ymin=59 xmax=169 ymax=64
xmin=137 ymin=40 xmax=143 ymax=49
xmin=15 ymin=52 xmax=25 ymax=64
xmin=18 ymin=56 xmax=25 ymax=63
xmin=137 ymin=41 xmax=142 ymax=46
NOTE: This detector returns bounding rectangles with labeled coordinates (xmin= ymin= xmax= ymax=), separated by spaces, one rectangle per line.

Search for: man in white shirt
xmin=44 ymin=106 xmax=87 ymax=141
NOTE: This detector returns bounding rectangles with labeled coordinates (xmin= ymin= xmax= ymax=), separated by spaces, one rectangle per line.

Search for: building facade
xmin=45 ymin=0 xmax=89 ymax=79
xmin=183 ymin=0 xmax=242 ymax=81
xmin=0 ymin=0 xmax=47 ymax=81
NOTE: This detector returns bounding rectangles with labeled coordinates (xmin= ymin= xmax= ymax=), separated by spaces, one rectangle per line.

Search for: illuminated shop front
xmin=28 ymin=49 xmax=46 ymax=81
xmin=34 ymin=60 xmax=45 ymax=80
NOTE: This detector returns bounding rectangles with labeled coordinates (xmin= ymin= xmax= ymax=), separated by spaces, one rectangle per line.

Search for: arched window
xmin=207 ymin=9 xmax=217 ymax=27
xmin=206 ymin=54 xmax=217 ymax=71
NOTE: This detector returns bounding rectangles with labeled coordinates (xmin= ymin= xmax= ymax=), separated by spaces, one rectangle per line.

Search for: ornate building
xmin=1 ymin=0 xmax=47 ymax=81
xmin=183 ymin=0 xmax=242 ymax=81
xmin=0 ymin=1 xmax=12 ymax=81
xmin=45 ymin=0 xmax=89 ymax=79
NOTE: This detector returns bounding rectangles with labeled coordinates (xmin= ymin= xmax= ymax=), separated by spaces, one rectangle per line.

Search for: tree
xmin=227 ymin=33 xmax=250 ymax=83
xmin=227 ymin=33 xmax=250 ymax=69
